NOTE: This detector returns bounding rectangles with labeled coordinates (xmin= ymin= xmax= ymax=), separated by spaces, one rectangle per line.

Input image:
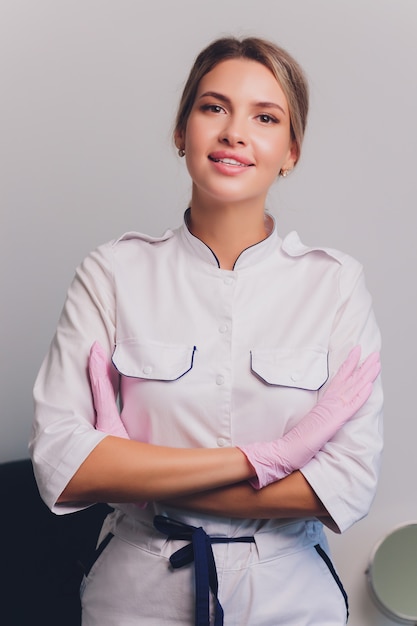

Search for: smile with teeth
xmin=209 ymin=156 xmax=251 ymax=167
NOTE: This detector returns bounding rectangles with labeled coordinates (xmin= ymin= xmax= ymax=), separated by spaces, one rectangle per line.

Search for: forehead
xmin=196 ymin=58 xmax=288 ymax=108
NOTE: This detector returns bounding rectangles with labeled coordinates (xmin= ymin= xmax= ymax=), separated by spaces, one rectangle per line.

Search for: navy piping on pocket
xmin=80 ymin=532 xmax=114 ymax=577
xmin=314 ymin=543 xmax=349 ymax=622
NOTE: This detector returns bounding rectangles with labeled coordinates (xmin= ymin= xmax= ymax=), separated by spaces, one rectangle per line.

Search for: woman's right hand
xmin=88 ymin=341 xmax=130 ymax=439
xmin=89 ymin=342 xmax=150 ymax=508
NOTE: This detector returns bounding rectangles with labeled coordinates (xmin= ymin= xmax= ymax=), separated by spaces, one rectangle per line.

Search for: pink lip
xmin=208 ymin=151 xmax=254 ymax=167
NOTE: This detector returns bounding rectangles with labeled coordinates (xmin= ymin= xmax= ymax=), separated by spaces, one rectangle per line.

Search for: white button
xmin=224 ymin=277 xmax=233 ymax=285
xmin=219 ymin=324 xmax=228 ymax=333
xmin=217 ymin=438 xmax=226 ymax=447
xmin=291 ymin=371 xmax=300 ymax=382
xmin=143 ymin=365 xmax=153 ymax=375
xmin=216 ymin=375 xmax=225 ymax=385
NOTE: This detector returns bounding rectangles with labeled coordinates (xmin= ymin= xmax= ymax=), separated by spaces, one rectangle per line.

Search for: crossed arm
xmin=59 ymin=436 xmax=328 ymax=521
xmin=59 ymin=435 xmax=254 ymax=503
xmin=162 ymin=471 xmax=328 ymax=520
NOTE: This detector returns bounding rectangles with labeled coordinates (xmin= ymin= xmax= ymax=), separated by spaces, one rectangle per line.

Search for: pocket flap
xmin=250 ymin=347 xmax=328 ymax=390
xmin=112 ymin=341 xmax=196 ymax=381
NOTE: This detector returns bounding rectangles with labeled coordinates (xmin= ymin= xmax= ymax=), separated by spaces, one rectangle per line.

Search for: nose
xmin=219 ymin=116 xmax=247 ymax=147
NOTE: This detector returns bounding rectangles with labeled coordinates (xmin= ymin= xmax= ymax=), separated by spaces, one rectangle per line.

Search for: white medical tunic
xmin=30 ymin=213 xmax=383 ymax=625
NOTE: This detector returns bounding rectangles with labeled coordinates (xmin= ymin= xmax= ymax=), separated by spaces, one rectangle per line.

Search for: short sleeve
xmin=301 ymin=257 xmax=383 ymax=533
xmin=30 ymin=242 xmax=118 ymax=514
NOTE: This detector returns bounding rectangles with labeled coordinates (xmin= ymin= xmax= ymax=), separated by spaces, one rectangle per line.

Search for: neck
xmin=187 ymin=197 xmax=270 ymax=270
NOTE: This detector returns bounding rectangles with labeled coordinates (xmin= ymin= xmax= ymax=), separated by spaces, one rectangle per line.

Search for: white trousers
xmin=81 ymin=511 xmax=348 ymax=625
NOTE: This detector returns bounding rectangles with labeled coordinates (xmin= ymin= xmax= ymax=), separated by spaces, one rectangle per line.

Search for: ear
xmin=283 ymin=140 xmax=299 ymax=171
xmin=174 ymin=128 xmax=185 ymax=151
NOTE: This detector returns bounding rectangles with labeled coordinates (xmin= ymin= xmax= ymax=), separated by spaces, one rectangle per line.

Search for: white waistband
xmin=101 ymin=507 xmax=327 ymax=563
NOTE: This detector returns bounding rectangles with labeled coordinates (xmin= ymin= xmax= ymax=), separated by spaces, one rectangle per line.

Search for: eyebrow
xmin=198 ymin=91 xmax=287 ymax=115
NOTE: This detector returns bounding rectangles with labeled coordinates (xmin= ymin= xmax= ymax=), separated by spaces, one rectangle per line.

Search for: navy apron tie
xmin=153 ymin=515 xmax=255 ymax=626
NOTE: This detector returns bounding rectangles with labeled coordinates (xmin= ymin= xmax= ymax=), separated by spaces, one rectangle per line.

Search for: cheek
xmin=257 ymin=135 xmax=292 ymax=168
xmin=183 ymin=122 xmax=206 ymax=178
xmin=185 ymin=130 xmax=200 ymax=153
xmin=185 ymin=114 xmax=222 ymax=152
xmin=184 ymin=116 xmax=206 ymax=147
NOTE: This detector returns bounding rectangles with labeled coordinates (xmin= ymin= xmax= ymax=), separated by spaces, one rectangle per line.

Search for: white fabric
xmin=31 ymin=213 xmax=382 ymax=531
xmin=30 ymin=212 xmax=382 ymax=623
xmin=81 ymin=511 xmax=347 ymax=625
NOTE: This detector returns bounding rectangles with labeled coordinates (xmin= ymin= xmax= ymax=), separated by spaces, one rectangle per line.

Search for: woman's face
xmin=177 ymin=58 xmax=297 ymax=211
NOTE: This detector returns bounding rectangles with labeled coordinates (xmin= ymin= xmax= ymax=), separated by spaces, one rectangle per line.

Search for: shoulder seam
xmin=282 ymin=231 xmax=349 ymax=265
xmin=112 ymin=229 xmax=175 ymax=247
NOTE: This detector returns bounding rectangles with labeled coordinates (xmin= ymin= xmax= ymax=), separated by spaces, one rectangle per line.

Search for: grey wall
xmin=1 ymin=1 xmax=416 ymax=624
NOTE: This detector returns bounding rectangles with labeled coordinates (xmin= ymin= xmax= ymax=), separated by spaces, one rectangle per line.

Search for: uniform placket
xmin=214 ymin=273 xmax=236 ymax=450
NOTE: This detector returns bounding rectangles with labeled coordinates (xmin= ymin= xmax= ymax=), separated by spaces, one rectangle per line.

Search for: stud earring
xmin=178 ymin=148 xmax=185 ymax=158
xmin=280 ymin=168 xmax=292 ymax=177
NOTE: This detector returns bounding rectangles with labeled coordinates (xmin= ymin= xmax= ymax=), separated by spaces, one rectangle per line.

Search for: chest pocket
xmin=250 ymin=347 xmax=328 ymax=390
xmin=112 ymin=340 xmax=196 ymax=381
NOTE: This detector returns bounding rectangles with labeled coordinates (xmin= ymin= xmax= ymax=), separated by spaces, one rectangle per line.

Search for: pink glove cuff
xmin=237 ymin=442 xmax=290 ymax=490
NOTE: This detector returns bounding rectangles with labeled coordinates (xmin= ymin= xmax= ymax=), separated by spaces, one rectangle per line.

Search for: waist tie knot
xmin=153 ymin=515 xmax=255 ymax=626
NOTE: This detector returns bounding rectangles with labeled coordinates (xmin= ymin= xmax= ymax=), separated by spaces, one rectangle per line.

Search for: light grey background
xmin=1 ymin=1 xmax=416 ymax=624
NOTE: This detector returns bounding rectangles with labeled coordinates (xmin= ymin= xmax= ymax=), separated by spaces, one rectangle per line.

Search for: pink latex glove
xmin=238 ymin=346 xmax=381 ymax=489
xmin=88 ymin=341 xmax=129 ymax=438
xmin=88 ymin=341 xmax=147 ymax=508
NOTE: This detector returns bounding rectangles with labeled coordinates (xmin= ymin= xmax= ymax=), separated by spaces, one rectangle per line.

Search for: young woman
xmin=31 ymin=37 xmax=383 ymax=625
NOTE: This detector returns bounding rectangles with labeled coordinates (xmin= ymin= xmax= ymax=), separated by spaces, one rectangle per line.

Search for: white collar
xmin=180 ymin=209 xmax=280 ymax=270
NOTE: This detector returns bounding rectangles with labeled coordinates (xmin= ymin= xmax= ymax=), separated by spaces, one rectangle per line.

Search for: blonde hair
xmin=174 ymin=37 xmax=309 ymax=163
